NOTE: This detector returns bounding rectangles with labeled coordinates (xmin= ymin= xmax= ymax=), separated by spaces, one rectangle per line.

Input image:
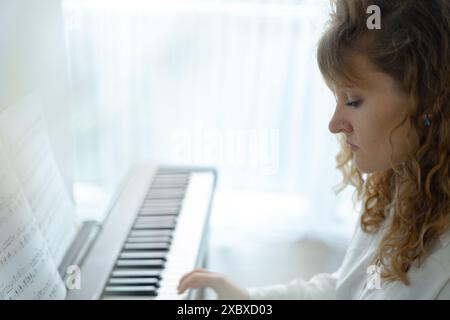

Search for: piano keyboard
xmin=102 ymin=171 xmax=188 ymax=299
xmin=65 ymin=165 xmax=216 ymax=300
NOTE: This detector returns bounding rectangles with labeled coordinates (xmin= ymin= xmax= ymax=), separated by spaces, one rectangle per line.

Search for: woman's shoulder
xmin=427 ymin=229 xmax=450 ymax=270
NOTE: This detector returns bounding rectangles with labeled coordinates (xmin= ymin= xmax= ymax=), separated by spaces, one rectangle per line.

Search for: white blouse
xmin=246 ymin=215 xmax=450 ymax=300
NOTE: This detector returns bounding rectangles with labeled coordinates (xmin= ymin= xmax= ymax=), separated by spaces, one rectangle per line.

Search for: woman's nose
xmin=328 ymin=110 xmax=353 ymax=134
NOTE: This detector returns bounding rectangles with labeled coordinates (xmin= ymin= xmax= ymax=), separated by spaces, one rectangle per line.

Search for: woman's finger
xmin=177 ymin=269 xmax=210 ymax=291
xmin=178 ymin=273 xmax=208 ymax=293
xmin=178 ymin=272 xmax=221 ymax=294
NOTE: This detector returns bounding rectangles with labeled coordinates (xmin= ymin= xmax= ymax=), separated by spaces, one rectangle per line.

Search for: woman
xmin=177 ymin=0 xmax=450 ymax=299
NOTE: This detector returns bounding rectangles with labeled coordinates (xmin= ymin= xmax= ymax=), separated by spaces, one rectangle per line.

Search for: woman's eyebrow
xmin=327 ymin=81 xmax=366 ymax=97
xmin=340 ymin=83 xmax=363 ymax=90
xmin=339 ymin=85 xmax=368 ymax=94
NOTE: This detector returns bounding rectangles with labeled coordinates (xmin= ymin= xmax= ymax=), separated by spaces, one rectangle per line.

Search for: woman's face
xmin=328 ymin=54 xmax=419 ymax=174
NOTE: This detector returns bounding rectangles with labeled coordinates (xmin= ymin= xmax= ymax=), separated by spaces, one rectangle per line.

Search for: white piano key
xmin=147 ymin=189 xmax=185 ymax=194
xmin=124 ymin=242 xmax=170 ymax=250
xmin=67 ymin=167 xmax=215 ymax=300
xmin=83 ymin=170 xmax=215 ymax=301
xmin=146 ymin=189 xmax=185 ymax=197
xmin=116 ymin=259 xmax=165 ymax=267
xmin=119 ymin=251 xmax=167 ymax=259
xmin=147 ymin=187 xmax=186 ymax=192
xmin=126 ymin=236 xmax=171 ymax=243
xmin=156 ymin=173 xmax=214 ymax=299
xmin=129 ymin=229 xmax=173 ymax=237
xmin=132 ymin=221 xmax=176 ymax=229
xmin=151 ymin=183 xmax=188 ymax=189
xmin=146 ymin=195 xmax=184 ymax=201
xmin=135 ymin=216 xmax=176 ymax=223
xmin=111 ymin=269 xmax=163 ymax=277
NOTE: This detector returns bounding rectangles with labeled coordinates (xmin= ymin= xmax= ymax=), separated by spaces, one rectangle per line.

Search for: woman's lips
xmin=348 ymin=142 xmax=360 ymax=151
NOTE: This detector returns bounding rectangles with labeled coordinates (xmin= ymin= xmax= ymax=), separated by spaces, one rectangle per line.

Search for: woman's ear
xmin=422 ymin=114 xmax=432 ymax=127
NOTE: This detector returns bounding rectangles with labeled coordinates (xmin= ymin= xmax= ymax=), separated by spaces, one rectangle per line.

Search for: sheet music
xmin=0 ymin=143 xmax=66 ymax=299
xmin=0 ymin=93 xmax=79 ymax=265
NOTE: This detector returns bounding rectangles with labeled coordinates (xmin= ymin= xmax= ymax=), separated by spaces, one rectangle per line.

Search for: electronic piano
xmin=63 ymin=164 xmax=217 ymax=300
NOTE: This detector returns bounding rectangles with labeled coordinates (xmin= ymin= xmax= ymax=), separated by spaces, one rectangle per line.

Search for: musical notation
xmin=0 ymin=94 xmax=70 ymax=300
xmin=1 ymin=245 xmax=65 ymax=300
xmin=0 ymin=93 xmax=79 ymax=265
xmin=0 ymin=224 xmax=34 ymax=270
xmin=0 ymin=149 xmax=66 ymax=299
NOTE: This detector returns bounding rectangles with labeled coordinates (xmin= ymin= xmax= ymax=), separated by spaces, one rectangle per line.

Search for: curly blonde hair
xmin=317 ymin=0 xmax=450 ymax=285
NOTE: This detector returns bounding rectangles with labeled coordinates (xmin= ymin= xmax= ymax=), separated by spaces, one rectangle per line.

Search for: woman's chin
xmin=354 ymin=157 xmax=388 ymax=174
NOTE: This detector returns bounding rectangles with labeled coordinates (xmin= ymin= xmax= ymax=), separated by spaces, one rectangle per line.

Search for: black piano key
xmin=152 ymin=180 xmax=188 ymax=186
xmin=143 ymin=196 xmax=182 ymax=199
xmin=143 ymin=196 xmax=182 ymax=201
xmin=156 ymin=169 xmax=190 ymax=175
xmin=129 ymin=230 xmax=173 ymax=237
xmin=142 ymin=197 xmax=182 ymax=202
xmin=154 ymin=175 xmax=189 ymax=180
xmin=147 ymin=185 xmax=186 ymax=190
xmin=124 ymin=242 xmax=170 ymax=250
xmin=138 ymin=210 xmax=179 ymax=216
xmin=153 ymin=178 xmax=189 ymax=183
xmin=147 ymin=187 xmax=185 ymax=192
xmin=138 ymin=208 xmax=179 ymax=212
xmin=104 ymin=285 xmax=157 ymax=296
xmin=145 ymin=194 xmax=185 ymax=200
xmin=151 ymin=182 xmax=188 ymax=188
xmin=139 ymin=205 xmax=180 ymax=210
xmin=116 ymin=259 xmax=165 ymax=268
xmin=136 ymin=213 xmax=177 ymax=219
xmin=120 ymin=251 xmax=167 ymax=259
xmin=136 ymin=215 xmax=176 ymax=220
xmin=134 ymin=218 xmax=176 ymax=225
xmin=146 ymin=195 xmax=183 ymax=200
xmin=155 ymin=171 xmax=189 ymax=176
xmin=131 ymin=227 xmax=173 ymax=232
xmin=153 ymin=180 xmax=188 ymax=184
xmin=151 ymin=181 xmax=188 ymax=190
xmin=138 ymin=209 xmax=179 ymax=213
xmin=152 ymin=175 xmax=188 ymax=181
xmin=108 ymin=277 xmax=159 ymax=286
xmin=134 ymin=218 xmax=176 ymax=224
xmin=146 ymin=189 xmax=185 ymax=197
xmin=140 ymin=203 xmax=182 ymax=209
xmin=146 ymin=197 xmax=182 ymax=201
xmin=132 ymin=225 xmax=174 ymax=231
xmin=111 ymin=269 xmax=163 ymax=278
xmin=139 ymin=204 xmax=180 ymax=208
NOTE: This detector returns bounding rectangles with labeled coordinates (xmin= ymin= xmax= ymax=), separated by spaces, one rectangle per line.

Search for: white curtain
xmin=63 ymin=0 xmax=359 ymax=244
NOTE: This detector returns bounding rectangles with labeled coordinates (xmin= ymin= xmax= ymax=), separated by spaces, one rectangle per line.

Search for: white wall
xmin=0 ymin=0 xmax=73 ymax=193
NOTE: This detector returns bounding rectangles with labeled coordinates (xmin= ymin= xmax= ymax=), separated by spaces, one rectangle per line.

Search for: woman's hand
xmin=177 ymin=268 xmax=250 ymax=300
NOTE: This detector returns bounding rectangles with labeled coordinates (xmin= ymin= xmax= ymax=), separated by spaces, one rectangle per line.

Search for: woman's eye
xmin=345 ymin=100 xmax=362 ymax=108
